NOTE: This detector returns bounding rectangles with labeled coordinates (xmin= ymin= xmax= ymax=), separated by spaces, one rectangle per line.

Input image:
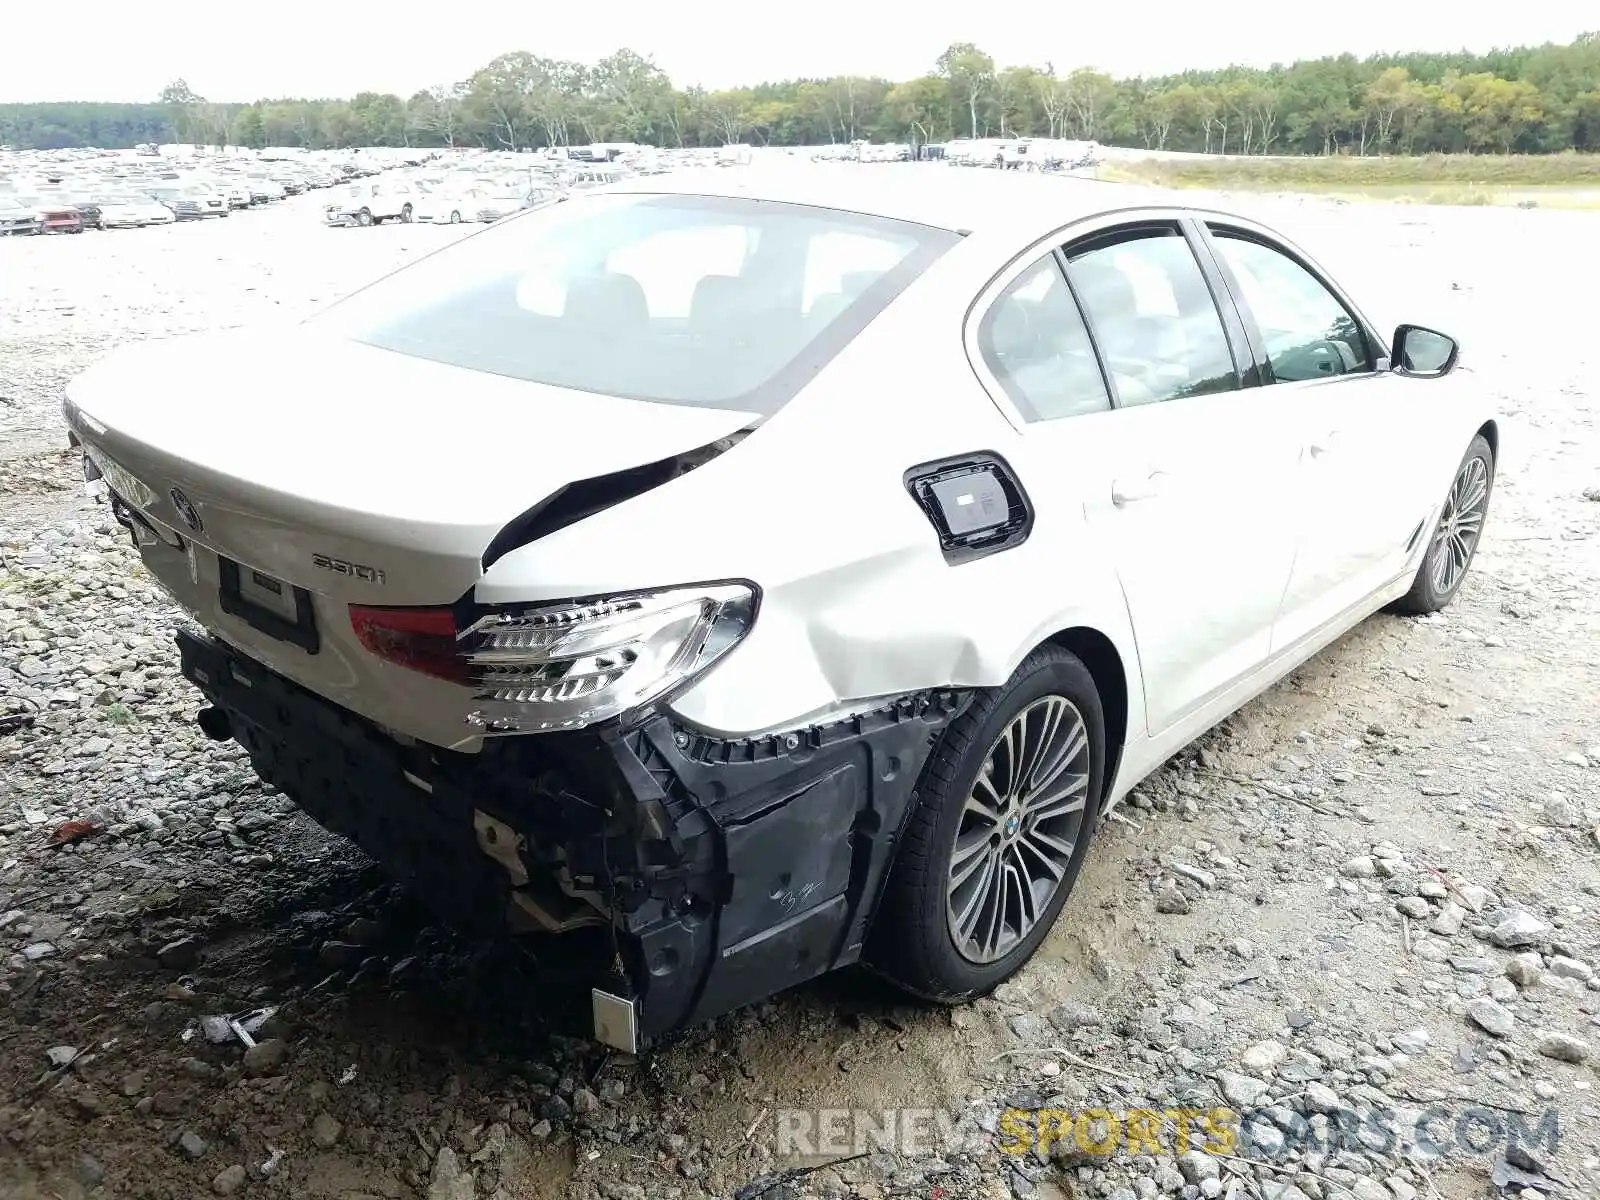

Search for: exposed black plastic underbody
xmin=176 ymin=629 xmax=973 ymax=1039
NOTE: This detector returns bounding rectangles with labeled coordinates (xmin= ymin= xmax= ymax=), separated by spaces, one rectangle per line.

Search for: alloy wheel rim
xmin=946 ymin=695 xmax=1091 ymax=965
xmin=1429 ymin=455 xmax=1489 ymax=596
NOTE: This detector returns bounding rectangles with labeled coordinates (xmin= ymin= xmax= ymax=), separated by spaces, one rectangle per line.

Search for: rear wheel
xmin=868 ymin=644 xmax=1103 ymax=1001
xmin=356 ymin=208 xmax=373 ymax=227
xmin=1392 ymin=433 xmax=1494 ymax=615
xmin=401 ymin=204 xmax=413 ymax=223
xmin=450 ymin=210 xmax=461 ymax=224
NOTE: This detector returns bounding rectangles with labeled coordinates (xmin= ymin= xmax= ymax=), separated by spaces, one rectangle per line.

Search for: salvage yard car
xmin=16 ymin=194 xmax=84 ymax=233
xmin=63 ymin=169 xmax=1497 ymax=1051
xmin=413 ymin=186 xmax=488 ymax=225
xmin=0 ymin=197 xmax=41 ymax=235
xmin=99 ymin=193 xmax=176 ymax=228
xmin=324 ymin=182 xmax=414 ymax=226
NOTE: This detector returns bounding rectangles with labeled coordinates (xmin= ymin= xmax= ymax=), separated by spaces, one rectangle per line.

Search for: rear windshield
xmin=308 ymin=192 xmax=958 ymax=413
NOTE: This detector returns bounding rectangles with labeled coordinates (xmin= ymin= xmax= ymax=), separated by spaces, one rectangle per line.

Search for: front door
xmin=1197 ymin=223 xmax=1427 ymax=650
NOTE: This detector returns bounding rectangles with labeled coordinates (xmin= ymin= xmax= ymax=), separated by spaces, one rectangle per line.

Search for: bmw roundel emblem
xmin=169 ymin=487 xmax=203 ymax=533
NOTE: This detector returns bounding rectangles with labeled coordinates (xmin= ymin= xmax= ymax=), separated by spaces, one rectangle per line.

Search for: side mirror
xmin=1392 ymin=325 xmax=1460 ymax=378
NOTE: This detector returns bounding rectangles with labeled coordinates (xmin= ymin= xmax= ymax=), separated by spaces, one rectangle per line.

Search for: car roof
xmin=599 ymin=164 xmax=1198 ymax=236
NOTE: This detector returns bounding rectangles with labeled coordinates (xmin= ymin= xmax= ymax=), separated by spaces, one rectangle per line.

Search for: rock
xmin=1533 ymin=1032 xmax=1590 ymax=1063
xmin=311 ymin=1112 xmax=343 ymax=1147
xmin=1304 ymin=1082 xmax=1340 ymax=1113
xmin=1240 ymin=1041 xmax=1287 ymax=1073
xmin=1392 ymin=1029 xmax=1430 ymax=1055
xmin=1505 ymin=952 xmax=1543 ymax=986
xmin=1226 ymin=937 xmax=1257 ymax=960
xmin=1170 ymin=862 xmax=1216 ymax=889
xmin=1008 ymin=1013 xmax=1047 ymax=1041
xmin=1488 ymin=911 xmax=1550 ymax=949
xmin=1340 ymin=856 xmax=1377 ymax=879
xmin=75 ymin=1155 xmax=105 ymax=1188
xmin=342 ymin=916 xmax=386 ymax=945
xmin=1178 ymin=1150 xmax=1221 ymax=1183
xmin=428 ymin=1148 xmax=476 ymax=1200
xmin=179 ymin=1131 xmax=208 ymax=1160
xmin=1547 ymin=955 xmax=1593 ymax=982
xmin=1466 ymin=997 xmax=1515 ymax=1037
xmin=242 ymin=1038 xmax=289 ymax=1077
xmin=571 ymin=1087 xmax=600 ymax=1115
xmin=157 ymin=935 xmax=202 ymax=969
xmin=1155 ymin=881 xmax=1191 ymax=914
xmin=1217 ymin=1071 xmax=1269 ymax=1108
xmin=1047 ymin=1001 xmax=1104 ymax=1031
xmin=213 ymin=1165 xmax=247 ymax=1196
xmin=1396 ymin=897 xmax=1431 ymax=919
xmin=1543 ymin=795 xmax=1580 ymax=827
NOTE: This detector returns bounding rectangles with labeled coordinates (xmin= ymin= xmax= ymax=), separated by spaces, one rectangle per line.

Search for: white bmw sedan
xmin=62 ymin=168 xmax=1494 ymax=1049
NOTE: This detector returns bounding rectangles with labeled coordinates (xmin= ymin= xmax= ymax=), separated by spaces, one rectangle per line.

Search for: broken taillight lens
xmin=348 ymin=605 xmax=469 ymax=684
xmin=348 ymin=583 xmax=756 ymax=732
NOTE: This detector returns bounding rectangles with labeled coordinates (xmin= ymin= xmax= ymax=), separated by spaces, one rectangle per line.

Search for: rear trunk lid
xmin=65 ymin=327 xmax=753 ymax=607
xmin=64 ymin=328 xmax=754 ymax=747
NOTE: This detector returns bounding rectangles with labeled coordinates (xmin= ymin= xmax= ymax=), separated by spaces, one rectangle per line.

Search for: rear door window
xmin=1065 ymin=226 xmax=1239 ymax=408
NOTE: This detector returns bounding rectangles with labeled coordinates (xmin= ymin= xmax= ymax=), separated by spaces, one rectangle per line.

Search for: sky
xmin=2 ymin=3 xmax=1594 ymax=103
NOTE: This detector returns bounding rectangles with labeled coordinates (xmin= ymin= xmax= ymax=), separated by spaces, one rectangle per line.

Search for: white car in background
xmin=474 ymin=188 xmax=556 ymax=223
xmin=63 ymin=169 xmax=1496 ymax=1051
xmin=0 ymin=197 xmax=41 ymax=235
xmin=414 ymin=187 xmax=488 ymax=225
xmin=100 ymin=194 xmax=176 ymax=228
xmin=324 ymin=182 xmax=415 ymax=227
xmin=246 ymin=176 xmax=287 ymax=204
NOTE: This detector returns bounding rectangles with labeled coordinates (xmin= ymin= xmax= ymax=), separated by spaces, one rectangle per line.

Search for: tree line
xmin=2 ymin=34 xmax=1598 ymax=157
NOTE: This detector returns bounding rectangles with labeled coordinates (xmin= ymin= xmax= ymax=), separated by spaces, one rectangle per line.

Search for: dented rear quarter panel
xmin=475 ymin=237 xmax=1145 ymax=742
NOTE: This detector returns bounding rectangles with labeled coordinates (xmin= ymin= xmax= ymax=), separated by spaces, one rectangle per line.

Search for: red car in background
xmin=15 ymin=194 xmax=85 ymax=234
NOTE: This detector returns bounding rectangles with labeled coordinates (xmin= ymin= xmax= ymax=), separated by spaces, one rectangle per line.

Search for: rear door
xmin=970 ymin=217 xmax=1304 ymax=739
xmin=1062 ymin=221 xmax=1304 ymax=735
xmin=1194 ymin=220 xmax=1428 ymax=650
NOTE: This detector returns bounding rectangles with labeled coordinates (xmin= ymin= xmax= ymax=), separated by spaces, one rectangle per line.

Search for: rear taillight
xmin=348 ymin=605 xmax=469 ymax=684
xmin=347 ymin=584 xmax=756 ymax=733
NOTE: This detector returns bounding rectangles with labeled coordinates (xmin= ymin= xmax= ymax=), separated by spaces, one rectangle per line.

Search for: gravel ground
xmin=1 ymin=184 xmax=1597 ymax=1200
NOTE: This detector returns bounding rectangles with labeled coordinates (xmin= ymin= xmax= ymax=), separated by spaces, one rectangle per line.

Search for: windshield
xmin=309 ymin=192 xmax=958 ymax=414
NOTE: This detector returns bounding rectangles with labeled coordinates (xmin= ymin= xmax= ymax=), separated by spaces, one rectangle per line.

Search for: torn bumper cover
xmin=176 ymin=629 xmax=970 ymax=1044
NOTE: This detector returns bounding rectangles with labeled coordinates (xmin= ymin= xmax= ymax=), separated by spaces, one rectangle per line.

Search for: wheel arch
xmin=1041 ymin=625 xmax=1129 ymax=815
xmin=1475 ymin=418 xmax=1498 ymax=461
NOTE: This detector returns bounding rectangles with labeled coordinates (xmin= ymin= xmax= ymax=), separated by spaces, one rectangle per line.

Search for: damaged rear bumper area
xmin=176 ymin=629 xmax=970 ymax=1047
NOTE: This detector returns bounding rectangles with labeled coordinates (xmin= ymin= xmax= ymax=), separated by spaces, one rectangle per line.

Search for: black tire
xmin=357 ymin=208 xmax=373 ymax=227
xmin=400 ymin=204 xmax=413 ymax=223
xmin=450 ymin=210 xmax=461 ymax=224
xmin=867 ymin=644 xmax=1105 ymax=1002
xmin=1392 ymin=433 xmax=1494 ymax=615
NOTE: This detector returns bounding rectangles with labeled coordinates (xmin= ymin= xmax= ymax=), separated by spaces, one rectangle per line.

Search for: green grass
xmin=1099 ymin=153 xmax=1600 ymax=207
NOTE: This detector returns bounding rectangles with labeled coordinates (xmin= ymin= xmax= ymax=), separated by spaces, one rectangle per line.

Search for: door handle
xmin=1308 ymin=430 xmax=1342 ymax=458
xmin=1111 ymin=470 xmax=1168 ymax=507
